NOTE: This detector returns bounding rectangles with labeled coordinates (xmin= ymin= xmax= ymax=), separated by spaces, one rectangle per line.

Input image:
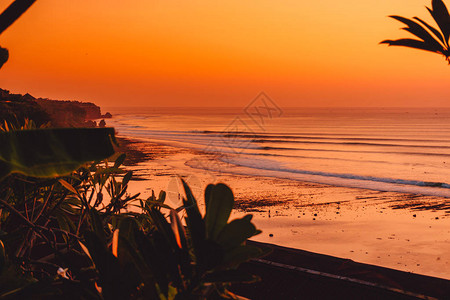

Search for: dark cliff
xmin=0 ymin=89 xmax=110 ymax=127
xmin=0 ymin=89 xmax=51 ymax=127
xmin=34 ymin=98 xmax=102 ymax=127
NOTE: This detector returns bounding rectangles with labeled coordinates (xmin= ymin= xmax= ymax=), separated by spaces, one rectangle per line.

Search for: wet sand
xmin=116 ymin=137 xmax=450 ymax=280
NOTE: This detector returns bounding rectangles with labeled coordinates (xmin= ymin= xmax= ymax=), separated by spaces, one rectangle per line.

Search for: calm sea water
xmin=105 ymin=107 xmax=450 ymax=198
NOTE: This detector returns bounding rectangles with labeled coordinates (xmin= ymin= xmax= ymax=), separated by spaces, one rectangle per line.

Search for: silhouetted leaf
xmin=414 ymin=16 xmax=446 ymax=45
xmin=204 ymin=184 xmax=213 ymax=211
xmin=113 ymin=153 xmax=126 ymax=168
xmin=380 ymin=38 xmax=441 ymax=53
xmin=54 ymin=210 xmax=75 ymax=238
xmin=122 ymin=171 xmax=132 ymax=187
xmin=83 ymin=231 xmax=131 ymax=299
xmin=89 ymin=210 xmax=106 ymax=244
xmin=382 ymin=2 xmax=450 ymax=64
xmin=201 ymin=239 xmax=224 ymax=270
xmin=0 ymin=128 xmax=116 ymax=181
xmin=0 ymin=0 xmax=37 ymax=36
xmin=430 ymin=0 xmax=450 ymax=44
xmin=117 ymin=234 xmax=145 ymax=271
xmin=157 ymin=190 xmax=166 ymax=203
xmin=388 ymin=15 xmax=443 ymax=51
xmin=222 ymin=245 xmax=266 ymax=268
xmin=60 ymin=197 xmax=82 ymax=214
xmin=181 ymin=179 xmax=205 ymax=261
xmin=148 ymin=208 xmax=178 ymax=250
xmin=215 ymin=215 xmax=259 ymax=250
xmin=134 ymin=230 xmax=170 ymax=297
xmin=117 ymin=217 xmax=139 ymax=244
xmin=0 ymin=47 xmax=8 ymax=69
xmin=205 ymin=183 xmax=234 ymax=240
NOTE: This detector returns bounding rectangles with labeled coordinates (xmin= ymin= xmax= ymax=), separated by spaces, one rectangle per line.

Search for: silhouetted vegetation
xmin=0 ymin=108 xmax=263 ymax=299
xmin=0 ymin=2 xmax=264 ymax=299
xmin=381 ymin=0 xmax=450 ymax=64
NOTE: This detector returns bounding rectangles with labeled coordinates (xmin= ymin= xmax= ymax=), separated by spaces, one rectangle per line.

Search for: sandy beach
xmin=117 ymin=136 xmax=450 ymax=280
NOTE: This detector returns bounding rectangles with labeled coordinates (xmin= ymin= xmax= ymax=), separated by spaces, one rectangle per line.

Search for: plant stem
xmin=0 ymin=197 xmax=53 ymax=247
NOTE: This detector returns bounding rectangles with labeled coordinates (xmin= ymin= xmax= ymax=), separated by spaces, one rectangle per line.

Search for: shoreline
xmin=116 ymin=135 xmax=450 ymax=279
xmin=116 ymin=137 xmax=154 ymax=166
xmin=116 ymin=136 xmax=450 ymax=212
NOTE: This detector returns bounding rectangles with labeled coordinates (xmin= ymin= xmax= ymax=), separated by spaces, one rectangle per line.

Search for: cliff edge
xmin=0 ymin=89 xmax=111 ymax=127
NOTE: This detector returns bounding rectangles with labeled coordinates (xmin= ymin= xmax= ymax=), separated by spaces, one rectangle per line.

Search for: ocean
xmin=104 ymin=106 xmax=450 ymax=278
xmin=106 ymin=107 xmax=450 ymax=198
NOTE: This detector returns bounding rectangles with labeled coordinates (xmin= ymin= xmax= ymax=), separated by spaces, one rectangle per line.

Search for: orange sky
xmin=0 ymin=0 xmax=448 ymax=107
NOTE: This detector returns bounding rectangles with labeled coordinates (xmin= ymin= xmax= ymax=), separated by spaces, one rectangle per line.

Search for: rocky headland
xmin=0 ymin=88 xmax=111 ymax=127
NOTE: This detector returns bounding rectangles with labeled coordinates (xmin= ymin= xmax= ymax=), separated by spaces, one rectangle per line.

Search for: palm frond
xmin=389 ymin=15 xmax=444 ymax=51
xmin=0 ymin=0 xmax=36 ymax=35
xmin=380 ymin=38 xmax=443 ymax=53
xmin=381 ymin=0 xmax=450 ymax=64
xmin=413 ymin=16 xmax=446 ymax=46
xmin=428 ymin=0 xmax=450 ymax=46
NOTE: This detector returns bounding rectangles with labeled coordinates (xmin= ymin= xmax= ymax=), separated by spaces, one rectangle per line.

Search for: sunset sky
xmin=0 ymin=0 xmax=448 ymax=107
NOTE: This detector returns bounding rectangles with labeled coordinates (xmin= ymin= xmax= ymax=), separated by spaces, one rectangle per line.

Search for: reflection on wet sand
xmin=118 ymin=137 xmax=450 ymax=279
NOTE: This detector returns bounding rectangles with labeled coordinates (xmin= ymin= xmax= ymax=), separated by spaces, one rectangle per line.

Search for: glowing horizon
xmin=0 ymin=0 xmax=448 ymax=107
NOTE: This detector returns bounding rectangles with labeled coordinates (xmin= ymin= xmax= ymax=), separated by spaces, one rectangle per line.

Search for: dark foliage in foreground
xmin=0 ymin=4 xmax=264 ymax=298
xmin=381 ymin=0 xmax=450 ymax=63
xmin=0 ymin=128 xmax=265 ymax=299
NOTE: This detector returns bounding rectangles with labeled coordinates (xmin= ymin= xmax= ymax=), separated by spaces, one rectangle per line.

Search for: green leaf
xmin=430 ymin=0 xmax=450 ymax=45
xmin=215 ymin=215 xmax=259 ymax=250
xmin=0 ymin=47 xmax=8 ymax=69
xmin=204 ymin=183 xmax=234 ymax=240
xmin=0 ymin=128 xmax=116 ymax=181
